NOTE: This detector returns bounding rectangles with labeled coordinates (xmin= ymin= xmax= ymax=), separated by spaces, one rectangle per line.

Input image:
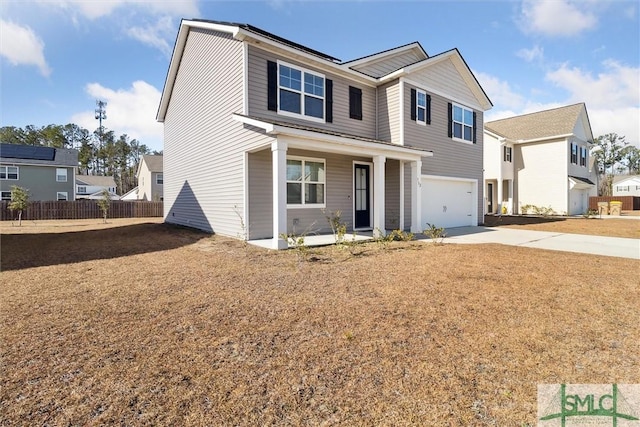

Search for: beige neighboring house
xmin=612 ymin=175 xmax=640 ymax=197
xmin=484 ymin=103 xmax=598 ymax=216
xmin=75 ymin=175 xmax=119 ymax=200
xmin=137 ymin=155 xmax=163 ymax=201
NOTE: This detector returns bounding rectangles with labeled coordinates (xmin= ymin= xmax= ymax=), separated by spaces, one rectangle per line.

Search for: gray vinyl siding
xmin=163 ymin=28 xmax=272 ymax=236
xmin=385 ymin=159 xmax=400 ymax=229
xmin=350 ymin=50 xmax=425 ymax=78
xmin=0 ymin=164 xmax=74 ymax=201
xmin=407 ymin=58 xmax=479 ymax=108
xmin=377 ymin=80 xmax=400 ymax=143
xmin=247 ymin=149 xmax=273 ymax=240
xmin=403 ymin=83 xmax=485 ymax=222
xmin=247 ymin=46 xmax=377 ymax=139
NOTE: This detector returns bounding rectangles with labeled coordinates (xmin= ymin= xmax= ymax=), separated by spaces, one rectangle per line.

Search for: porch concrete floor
xmin=248 ymin=232 xmax=374 ymax=249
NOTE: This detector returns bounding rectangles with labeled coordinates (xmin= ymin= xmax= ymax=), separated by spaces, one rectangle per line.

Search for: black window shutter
xmin=447 ymin=103 xmax=453 ymax=138
xmin=325 ymin=79 xmax=333 ymax=123
xmin=410 ymin=89 xmax=416 ymax=121
xmin=426 ymin=94 xmax=431 ymax=125
xmin=267 ymin=61 xmax=277 ymax=111
xmin=349 ymin=86 xmax=362 ymax=120
xmin=472 ymin=111 xmax=477 ymax=143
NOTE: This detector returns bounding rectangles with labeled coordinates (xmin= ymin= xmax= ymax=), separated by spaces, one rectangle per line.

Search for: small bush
xmin=424 ymin=223 xmax=446 ymax=245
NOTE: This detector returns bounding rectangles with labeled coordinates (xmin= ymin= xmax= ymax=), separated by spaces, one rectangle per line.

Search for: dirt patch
xmin=484 ymin=214 xmax=640 ymax=239
xmin=1 ymin=219 xmax=638 ymax=426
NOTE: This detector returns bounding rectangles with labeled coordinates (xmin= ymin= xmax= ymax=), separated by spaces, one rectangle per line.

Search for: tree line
xmin=0 ymin=124 xmax=161 ymax=196
xmin=591 ymin=133 xmax=640 ymax=195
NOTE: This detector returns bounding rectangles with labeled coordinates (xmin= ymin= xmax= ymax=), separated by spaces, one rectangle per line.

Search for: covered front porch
xmin=235 ymin=114 xmax=431 ymax=249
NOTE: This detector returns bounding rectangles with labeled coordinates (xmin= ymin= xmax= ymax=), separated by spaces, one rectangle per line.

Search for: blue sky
xmin=1 ymin=0 xmax=638 ymax=152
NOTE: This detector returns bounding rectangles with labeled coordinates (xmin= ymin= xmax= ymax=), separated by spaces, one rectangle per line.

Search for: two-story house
xmin=484 ymin=103 xmax=597 ymax=216
xmin=0 ymin=143 xmax=78 ymax=201
xmin=157 ymin=19 xmax=492 ymax=249
xmin=136 ymin=154 xmax=163 ymax=201
xmin=75 ymin=175 xmax=119 ymax=200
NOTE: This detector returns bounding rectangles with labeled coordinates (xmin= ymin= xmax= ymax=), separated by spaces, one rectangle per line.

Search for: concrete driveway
xmin=436 ymin=226 xmax=640 ymax=260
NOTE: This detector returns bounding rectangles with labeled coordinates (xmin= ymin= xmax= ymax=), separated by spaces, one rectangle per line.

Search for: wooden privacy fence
xmin=588 ymin=196 xmax=640 ymax=211
xmin=0 ymin=200 xmax=163 ymax=221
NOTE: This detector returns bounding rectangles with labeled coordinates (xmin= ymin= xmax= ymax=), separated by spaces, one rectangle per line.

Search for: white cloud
xmin=71 ymin=81 xmax=163 ymax=151
xmin=516 ymin=45 xmax=544 ymax=63
xmin=545 ymin=60 xmax=639 ymax=109
xmin=474 ymin=71 xmax=526 ymax=111
xmin=0 ymin=19 xmax=51 ymax=76
xmin=127 ymin=16 xmax=175 ymax=57
xmin=519 ymin=0 xmax=598 ymax=37
xmin=40 ymin=0 xmax=197 ymax=54
xmin=42 ymin=0 xmax=198 ymax=20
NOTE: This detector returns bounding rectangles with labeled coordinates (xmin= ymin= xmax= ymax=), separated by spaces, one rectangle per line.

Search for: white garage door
xmin=421 ymin=178 xmax=476 ymax=229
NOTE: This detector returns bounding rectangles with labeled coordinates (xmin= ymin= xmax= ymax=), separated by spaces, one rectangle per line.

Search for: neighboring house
xmin=0 ymin=143 xmax=78 ymax=201
xmin=75 ymin=175 xmax=119 ymax=200
xmin=157 ymin=20 xmax=492 ymax=248
xmin=612 ymin=175 xmax=640 ymax=197
xmin=120 ymin=186 xmax=139 ymax=200
xmin=484 ymin=103 xmax=597 ymax=216
xmin=136 ymin=155 xmax=163 ymax=201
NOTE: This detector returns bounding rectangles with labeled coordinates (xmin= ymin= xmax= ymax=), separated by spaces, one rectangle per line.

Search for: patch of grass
xmin=484 ymin=215 xmax=640 ymax=239
xmin=1 ymin=219 xmax=638 ymax=425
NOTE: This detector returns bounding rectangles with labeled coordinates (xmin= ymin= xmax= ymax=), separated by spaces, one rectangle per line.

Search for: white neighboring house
xmin=137 ymin=155 xmax=163 ymax=201
xmin=612 ymin=175 xmax=640 ymax=196
xmin=75 ymin=175 xmax=119 ymax=200
xmin=484 ymin=103 xmax=598 ymax=216
xmin=120 ymin=187 xmax=139 ymax=200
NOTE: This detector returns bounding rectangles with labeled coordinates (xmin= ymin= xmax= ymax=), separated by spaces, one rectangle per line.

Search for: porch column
xmin=272 ymin=140 xmax=288 ymax=249
xmin=373 ymin=155 xmax=386 ymax=237
xmin=508 ymin=179 xmax=514 ymax=214
xmin=399 ymin=161 xmax=405 ymax=230
xmin=410 ymin=159 xmax=422 ymax=233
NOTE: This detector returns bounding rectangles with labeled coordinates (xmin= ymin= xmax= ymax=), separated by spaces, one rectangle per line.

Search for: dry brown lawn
xmin=1 ymin=219 xmax=638 ymax=426
xmin=484 ymin=214 xmax=640 ymax=239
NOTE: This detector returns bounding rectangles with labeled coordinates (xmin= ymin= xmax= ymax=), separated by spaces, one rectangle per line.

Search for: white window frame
xmin=156 ymin=174 xmax=164 ymax=185
xmin=57 ymin=192 xmax=68 ymax=201
xmin=0 ymin=166 xmax=19 ymax=180
xmin=580 ymin=147 xmax=587 ymax=167
xmin=277 ymin=60 xmax=325 ymax=123
xmin=56 ymin=168 xmax=67 ymax=182
xmin=504 ymin=146 xmax=512 ymax=163
xmin=286 ymin=155 xmax=326 ymax=209
xmin=416 ymin=89 xmax=427 ymax=125
xmin=570 ymin=143 xmax=578 ymax=164
xmin=452 ymin=103 xmax=474 ymax=144
xmin=1 ymin=191 xmax=11 ymax=201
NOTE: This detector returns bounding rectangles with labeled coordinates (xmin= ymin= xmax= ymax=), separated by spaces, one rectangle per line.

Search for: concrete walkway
xmin=438 ymin=226 xmax=640 ymax=260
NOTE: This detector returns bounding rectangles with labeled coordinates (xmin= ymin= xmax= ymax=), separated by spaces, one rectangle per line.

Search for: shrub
xmin=424 ymin=223 xmax=446 ymax=245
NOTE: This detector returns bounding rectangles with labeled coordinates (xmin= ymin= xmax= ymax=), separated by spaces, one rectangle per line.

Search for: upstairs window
xmin=579 ymin=147 xmax=587 ymax=166
xmin=448 ymin=103 xmax=476 ymax=143
xmin=278 ymin=62 xmax=325 ymax=121
xmin=286 ymin=157 xmax=326 ymax=207
xmin=570 ymin=143 xmax=578 ymax=164
xmin=503 ymin=146 xmax=512 ymax=162
xmin=56 ymin=168 xmax=67 ymax=182
xmin=410 ymin=88 xmax=431 ymax=125
xmin=268 ymin=61 xmax=332 ymax=123
xmin=0 ymin=166 xmax=19 ymax=180
xmin=156 ymin=174 xmax=164 ymax=185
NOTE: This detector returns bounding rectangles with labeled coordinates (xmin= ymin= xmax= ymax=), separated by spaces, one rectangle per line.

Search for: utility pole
xmin=95 ymin=100 xmax=107 ymax=174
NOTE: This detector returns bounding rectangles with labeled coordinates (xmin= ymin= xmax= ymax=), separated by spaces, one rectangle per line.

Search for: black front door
xmin=487 ymin=183 xmax=494 ymax=213
xmin=354 ymin=164 xmax=371 ymax=229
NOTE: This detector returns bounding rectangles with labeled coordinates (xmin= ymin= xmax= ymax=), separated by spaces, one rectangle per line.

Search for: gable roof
xmin=344 ymin=42 xmax=429 ymax=78
xmin=0 ymin=143 xmax=78 ymax=167
xmin=485 ymin=103 xmax=589 ymax=142
xmin=75 ymin=175 xmax=116 ymax=187
xmin=139 ymin=155 xmax=163 ymax=173
xmin=612 ymin=175 xmax=640 ymax=185
xmin=157 ymin=19 xmax=493 ymax=120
